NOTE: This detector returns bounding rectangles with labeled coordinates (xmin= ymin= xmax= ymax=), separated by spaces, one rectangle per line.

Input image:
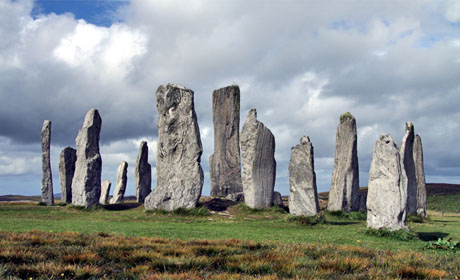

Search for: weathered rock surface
xmin=241 ymin=109 xmax=276 ymax=209
xmin=225 ymin=192 xmax=244 ymax=203
xmin=328 ymin=112 xmax=360 ymax=212
xmin=99 ymin=180 xmax=111 ymax=205
xmin=71 ymin=108 xmax=102 ymax=208
xmin=41 ymin=120 xmax=54 ymax=205
xmin=273 ymin=191 xmax=284 ymax=207
xmin=209 ymin=85 xmax=243 ymax=198
xmin=144 ymin=84 xmax=204 ymax=211
xmin=110 ymin=161 xmax=128 ymax=204
xmin=59 ymin=147 xmax=76 ymax=203
xmin=414 ymin=134 xmax=427 ymax=217
xmin=288 ymin=136 xmax=320 ymax=216
xmin=135 ymin=141 xmax=151 ymax=203
xmin=367 ymin=134 xmax=407 ymax=231
xmin=359 ymin=191 xmax=367 ymax=212
xmin=400 ymin=122 xmax=417 ymax=215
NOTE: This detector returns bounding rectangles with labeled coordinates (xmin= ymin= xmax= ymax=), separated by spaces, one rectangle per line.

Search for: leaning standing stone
xmin=71 ymin=108 xmax=102 ymax=208
xmin=144 ymin=84 xmax=204 ymax=211
xmin=288 ymin=136 xmax=320 ymax=216
xmin=241 ymin=109 xmax=276 ymax=209
xmin=327 ymin=112 xmax=360 ymax=212
xmin=41 ymin=120 xmax=54 ymax=205
xmin=135 ymin=141 xmax=151 ymax=203
xmin=59 ymin=147 xmax=76 ymax=203
xmin=99 ymin=180 xmax=111 ymax=205
xmin=209 ymin=85 xmax=243 ymax=198
xmin=414 ymin=134 xmax=427 ymax=217
xmin=400 ymin=122 xmax=417 ymax=215
xmin=367 ymin=134 xmax=407 ymax=231
xmin=110 ymin=161 xmax=128 ymax=204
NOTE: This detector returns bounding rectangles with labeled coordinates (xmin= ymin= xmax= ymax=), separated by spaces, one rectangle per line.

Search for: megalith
xmin=414 ymin=134 xmax=427 ymax=217
xmin=71 ymin=108 xmax=102 ymax=208
xmin=273 ymin=191 xmax=284 ymax=207
xmin=135 ymin=141 xmax=151 ymax=203
xmin=288 ymin=136 xmax=320 ymax=216
xmin=41 ymin=120 xmax=54 ymax=205
xmin=209 ymin=85 xmax=243 ymax=198
xmin=144 ymin=84 xmax=204 ymax=211
xmin=241 ymin=109 xmax=276 ymax=209
xmin=400 ymin=122 xmax=417 ymax=215
xmin=327 ymin=112 xmax=360 ymax=212
xmin=110 ymin=161 xmax=128 ymax=204
xmin=99 ymin=180 xmax=111 ymax=205
xmin=59 ymin=147 xmax=76 ymax=203
xmin=367 ymin=134 xmax=407 ymax=231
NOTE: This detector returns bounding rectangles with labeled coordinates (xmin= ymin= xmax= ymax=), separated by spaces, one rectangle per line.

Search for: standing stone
xmin=241 ymin=109 xmax=276 ymax=209
xmin=288 ymin=136 xmax=320 ymax=216
xmin=359 ymin=191 xmax=367 ymax=212
xmin=110 ymin=161 xmax=128 ymax=204
xmin=144 ymin=84 xmax=204 ymax=211
xmin=367 ymin=134 xmax=407 ymax=231
xmin=414 ymin=134 xmax=427 ymax=217
xmin=135 ymin=141 xmax=152 ymax=203
xmin=99 ymin=180 xmax=111 ymax=205
xmin=41 ymin=120 xmax=54 ymax=205
xmin=327 ymin=112 xmax=360 ymax=212
xmin=71 ymin=108 xmax=102 ymax=208
xmin=59 ymin=147 xmax=76 ymax=203
xmin=209 ymin=85 xmax=243 ymax=198
xmin=273 ymin=191 xmax=284 ymax=207
xmin=400 ymin=122 xmax=417 ymax=215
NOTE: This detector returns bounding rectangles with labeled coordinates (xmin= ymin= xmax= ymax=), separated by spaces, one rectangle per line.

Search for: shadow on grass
xmin=417 ymin=232 xmax=449 ymax=242
xmin=102 ymin=203 xmax=142 ymax=211
xmin=328 ymin=221 xmax=361 ymax=226
xmin=200 ymin=198 xmax=238 ymax=212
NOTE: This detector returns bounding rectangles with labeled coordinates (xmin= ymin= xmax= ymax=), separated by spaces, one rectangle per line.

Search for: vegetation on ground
xmin=427 ymin=193 xmax=460 ymax=213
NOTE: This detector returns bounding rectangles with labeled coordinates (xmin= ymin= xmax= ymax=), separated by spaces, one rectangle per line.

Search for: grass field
xmin=0 ymin=193 xmax=459 ymax=279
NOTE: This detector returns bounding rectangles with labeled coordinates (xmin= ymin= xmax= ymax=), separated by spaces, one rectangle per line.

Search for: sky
xmin=0 ymin=0 xmax=459 ymax=197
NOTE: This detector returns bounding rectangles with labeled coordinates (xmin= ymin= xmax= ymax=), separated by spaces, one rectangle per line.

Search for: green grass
xmin=427 ymin=194 xmax=460 ymax=213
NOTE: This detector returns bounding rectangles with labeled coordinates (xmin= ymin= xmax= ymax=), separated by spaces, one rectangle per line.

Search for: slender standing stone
xmin=41 ymin=120 xmax=54 ymax=205
xmin=209 ymin=85 xmax=243 ymax=198
xmin=288 ymin=136 xmax=320 ymax=216
xmin=144 ymin=84 xmax=204 ymax=211
xmin=414 ymin=134 xmax=427 ymax=217
xmin=273 ymin=191 xmax=284 ymax=207
xmin=110 ymin=161 xmax=128 ymax=204
xmin=328 ymin=112 xmax=360 ymax=212
xmin=400 ymin=122 xmax=417 ymax=215
xmin=241 ymin=109 xmax=276 ymax=209
xmin=59 ymin=147 xmax=76 ymax=203
xmin=135 ymin=141 xmax=151 ymax=203
xmin=71 ymin=108 xmax=102 ymax=208
xmin=367 ymin=134 xmax=407 ymax=231
xmin=99 ymin=180 xmax=111 ymax=205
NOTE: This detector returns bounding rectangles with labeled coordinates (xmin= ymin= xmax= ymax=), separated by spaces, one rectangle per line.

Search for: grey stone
xmin=71 ymin=108 xmax=102 ymax=208
xmin=273 ymin=191 xmax=284 ymax=207
xmin=135 ymin=141 xmax=151 ymax=203
xmin=414 ymin=134 xmax=427 ymax=217
xmin=288 ymin=136 xmax=320 ymax=216
xmin=367 ymin=134 xmax=407 ymax=231
xmin=225 ymin=192 xmax=244 ymax=203
xmin=327 ymin=112 xmax=360 ymax=212
xmin=99 ymin=180 xmax=111 ymax=205
xmin=241 ymin=109 xmax=276 ymax=209
xmin=110 ymin=161 xmax=128 ymax=204
xmin=359 ymin=191 xmax=367 ymax=211
xmin=41 ymin=120 xmax=54 ymax=205
xmin=144 ymin=84 xmax=204 ymax=211
xmin=400 ymin=122 xmax=417 ymax=215
xmin=59 ymin=147 xmax=76 ymax=203
xmin=209 ymin=85 xmax=243 ymax=198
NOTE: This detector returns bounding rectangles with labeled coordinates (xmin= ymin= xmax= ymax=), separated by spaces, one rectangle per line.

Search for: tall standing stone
xmin=144 ymin=84 xmax=204 ymax=211
xmin=71 ymin=108 xmax=102 ymax=208
xmin=209 ymin=85 xmax=243 ymax=198
xmin=327 ymin=112 xmax=360 ymax=212
xmin=110 ymin=161 xmax=128 ymax=204
xmin=400 ymin=122 xmax=417 ymax=215
xmin=241 ymin=109 xmax=276 ymax=209
xmin=41 ymin=120 xmax=54 ymax=205
xmin=288 ymin=136 xmax=320 ymax=216
xmin=59 ymin=147 xmax=76 ymax=203
xmin=367 ymin=134 xmax=407 ymax=231
xmin=414 ymin=134 xmax=427 ymax=217
xmin=135 ymin=141 xmax=152 ymax=203
xmin=99 ymin=180 xmax=111 ymax=205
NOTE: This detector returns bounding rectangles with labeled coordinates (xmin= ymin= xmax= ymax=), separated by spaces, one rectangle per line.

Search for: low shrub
xmin=426 ymin=238 xmax=460 ymax=251
xmin=364 ymin=228 xmax=417 ymax=241
xmin=286 ymin=213 xmax=325 ymax=226
xmin=325 ymin=210 xmax=367 ymax=221
xmin=148 ymin=207 xmax=210 ymax=216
